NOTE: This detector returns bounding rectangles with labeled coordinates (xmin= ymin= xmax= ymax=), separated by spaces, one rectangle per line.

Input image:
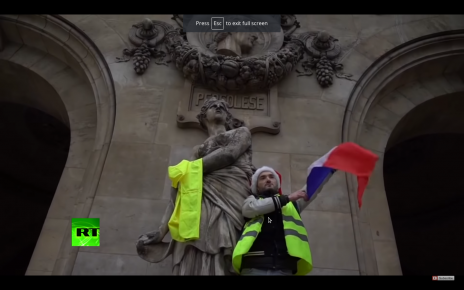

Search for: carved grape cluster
xmin=315 ymin=56 xmax=334 ymax=87
xmin=267 ymin=70 xmax=277 ymax=86
xmin=133 ymin=43 xmax=151 ymax=74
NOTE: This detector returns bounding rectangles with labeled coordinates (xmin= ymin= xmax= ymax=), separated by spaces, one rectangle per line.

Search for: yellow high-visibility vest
xmin=232 ymin=200 xmax=313 ymax=275
xmin=168 ymin=159 xmax=203 ymax=242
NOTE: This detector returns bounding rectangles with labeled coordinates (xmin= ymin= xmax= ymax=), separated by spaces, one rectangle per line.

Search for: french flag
xmin=306 ymin=142 xmax=379 ymax=208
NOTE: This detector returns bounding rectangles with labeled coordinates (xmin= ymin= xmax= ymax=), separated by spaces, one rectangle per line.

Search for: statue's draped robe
xmin=137 ymin=143 xmax=253 ymax=275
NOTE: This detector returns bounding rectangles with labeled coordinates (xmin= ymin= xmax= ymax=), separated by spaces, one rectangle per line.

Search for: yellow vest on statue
xmin=232 ymin=201 xmax=313 ymax=275
xmin=168 ymin=159 xmax=203 ymax=242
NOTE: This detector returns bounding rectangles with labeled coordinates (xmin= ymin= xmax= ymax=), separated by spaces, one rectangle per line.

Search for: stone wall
xmin=1 ymin=14 xmax=464 ymax=275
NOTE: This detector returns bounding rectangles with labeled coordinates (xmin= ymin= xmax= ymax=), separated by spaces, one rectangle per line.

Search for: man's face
xmin=257 ymin=171 xmax=278 ymax=194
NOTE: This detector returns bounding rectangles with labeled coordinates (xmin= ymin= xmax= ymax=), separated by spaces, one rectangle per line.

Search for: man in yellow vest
xmin=232 ymin=166 xmax=322 ymax=276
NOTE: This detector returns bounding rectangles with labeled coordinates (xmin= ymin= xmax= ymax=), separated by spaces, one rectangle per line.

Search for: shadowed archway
xmin=383 ymin=93 xmax=464 ymax=275
xmin=0 ymin=102 xmax=70 ymax=275
xmin=0 ymin=14 xmax=116 ymax=275
xmin=384 ymin=134 xmax=464 ymax=275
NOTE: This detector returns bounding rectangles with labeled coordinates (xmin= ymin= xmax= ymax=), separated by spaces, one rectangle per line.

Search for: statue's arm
xmin=242 ymin=194 xmax=293 ymax=218
xmin=202 ymin=127 xmax=251 ymax=174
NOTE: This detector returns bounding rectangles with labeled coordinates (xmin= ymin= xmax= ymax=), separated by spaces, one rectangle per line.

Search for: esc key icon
xmin=211 ymin=17 xmax=224 ymax=30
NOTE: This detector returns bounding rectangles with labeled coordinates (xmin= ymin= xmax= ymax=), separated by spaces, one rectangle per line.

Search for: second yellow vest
xmin=168 ymin=159 xmax=203 ymax=242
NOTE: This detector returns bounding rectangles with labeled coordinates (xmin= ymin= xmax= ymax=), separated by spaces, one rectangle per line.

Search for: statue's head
xmin=197 ymin=97 xmax=245 ymax=131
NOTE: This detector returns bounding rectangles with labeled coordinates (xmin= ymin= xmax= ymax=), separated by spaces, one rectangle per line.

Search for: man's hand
xmin=288 ymin=190 xmax=308 ymax=202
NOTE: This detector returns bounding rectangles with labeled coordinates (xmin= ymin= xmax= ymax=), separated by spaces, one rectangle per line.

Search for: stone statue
xmin=136 ymin=97 xmax=255 ymax=275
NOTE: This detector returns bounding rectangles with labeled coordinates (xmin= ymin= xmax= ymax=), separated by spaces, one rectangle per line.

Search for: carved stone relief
xmin=177 ymin=80 xmax=280 ymax=134
xmin=115 ymin=19 xmax=172 ymax=74
xmin=117 ymin=15 xmax=355 ymax=89
xmin=187 ymin=30 xmax=284 ymax=58
xmin=296 ymin=31 xmax=356 ymax=87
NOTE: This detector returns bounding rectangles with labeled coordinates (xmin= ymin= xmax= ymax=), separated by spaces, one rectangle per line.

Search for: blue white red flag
xmin=306 ymin=142 xmax=378 ymax=208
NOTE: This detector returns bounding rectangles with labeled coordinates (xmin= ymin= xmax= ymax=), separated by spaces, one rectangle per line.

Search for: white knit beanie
xmin=251 ymin=166 xmax=281 ymax=195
